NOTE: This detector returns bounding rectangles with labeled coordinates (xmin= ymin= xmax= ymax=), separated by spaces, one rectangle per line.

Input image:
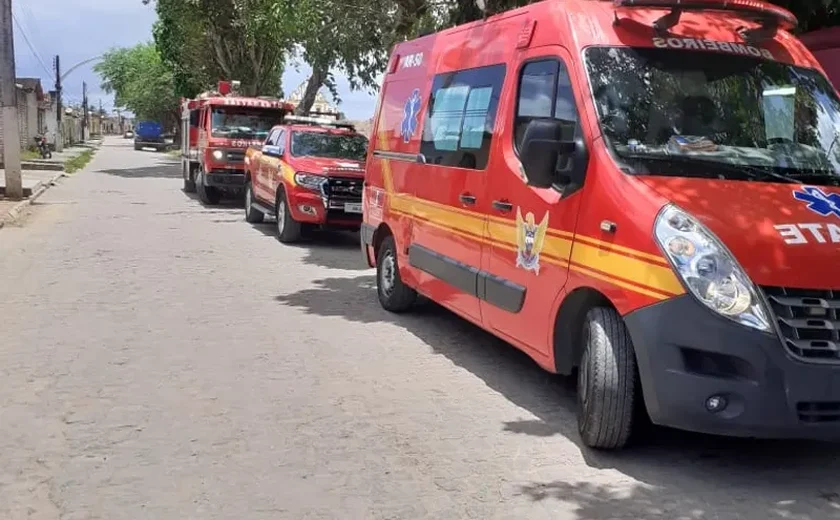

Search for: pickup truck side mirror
xmin=262 ymin=145 xmax=280 ymax=157
xmin=520 ymin=119 xmax=587 ymax=195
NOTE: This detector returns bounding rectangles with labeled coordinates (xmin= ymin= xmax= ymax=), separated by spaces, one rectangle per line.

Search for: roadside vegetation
xmin=21 ymin=150 xmax=39 ymax=161
xmin=96 ymin=0 xmax=840 ymax=124
xmin=64 ymin=150 xmax=95 ymax=174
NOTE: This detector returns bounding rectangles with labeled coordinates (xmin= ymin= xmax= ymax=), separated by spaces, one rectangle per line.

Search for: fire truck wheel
xmin=244 ymin=181 xmax=264 ymax=224
xmin=275 ymin=189 xmax=301 ymax=243
xmin=197 ymin=170 xmax=220 ymax=205
xmin=183 ymin=177 xmax=196 ymax=193
xmin=577 ymin=307 xmax=637 ymax=450
xmin=376 ymin=235 xmax=417 ymax=313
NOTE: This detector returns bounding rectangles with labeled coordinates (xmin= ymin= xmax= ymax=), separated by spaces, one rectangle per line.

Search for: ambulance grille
xmin=761 ymin=286 xmax=840 ymax=362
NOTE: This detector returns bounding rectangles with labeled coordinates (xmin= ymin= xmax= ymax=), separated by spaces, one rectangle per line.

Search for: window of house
xmin=515 ymin=58 xmax=580 ymax=151
xmin=420 ymin=64 xmax=505 ymax=170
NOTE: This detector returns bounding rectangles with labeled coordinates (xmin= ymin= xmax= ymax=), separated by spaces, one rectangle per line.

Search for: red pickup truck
xmin=243 ymin=116 xmax=369 ymax=242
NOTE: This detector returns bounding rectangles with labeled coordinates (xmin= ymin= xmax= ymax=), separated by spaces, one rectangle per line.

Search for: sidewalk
xmin=0 ymin=140 xmax=101 ymax=228
xmin=19 ymin=142 xmax=99 ymax=172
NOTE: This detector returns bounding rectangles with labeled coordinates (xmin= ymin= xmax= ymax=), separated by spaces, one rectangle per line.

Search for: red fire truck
xmin=180 ymin=81 xmax=295 ymax=204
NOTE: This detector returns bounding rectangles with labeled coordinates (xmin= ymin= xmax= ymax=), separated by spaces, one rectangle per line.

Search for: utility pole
xmin=82 ymin=81 xmax=87 ymax=141
xmin=0 ymin=0 xmax=22 ymax=199
xmin=54 ymin=54 xmax=63 ymax=152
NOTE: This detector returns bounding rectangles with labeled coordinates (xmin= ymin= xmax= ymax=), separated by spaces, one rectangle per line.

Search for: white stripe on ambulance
xmin=653 ymin=37 xmax=774 ymax=60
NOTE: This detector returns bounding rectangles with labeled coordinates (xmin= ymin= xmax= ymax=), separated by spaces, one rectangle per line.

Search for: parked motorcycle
xmin=34 ymin=134 xmax=52 ymax=159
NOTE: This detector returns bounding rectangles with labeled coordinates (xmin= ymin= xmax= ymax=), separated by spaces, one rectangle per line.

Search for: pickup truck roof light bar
xmin=613 ymin=0 xmax=797 ymax=39
xmin=284 ymin=115 xmax=357 ymax=131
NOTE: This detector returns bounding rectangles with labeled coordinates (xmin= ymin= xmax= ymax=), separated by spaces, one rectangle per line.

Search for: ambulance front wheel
xmin=376 ymin=235 xmax=417 ymax=313
xmin=577 ymin=307 xmax=638 ymax=450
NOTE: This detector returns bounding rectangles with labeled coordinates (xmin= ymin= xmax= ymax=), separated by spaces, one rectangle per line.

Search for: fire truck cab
xmin=362 ymin=0 xmax=840 ymax=449
xmin=180 ymin=81 xmax=294 ymax=205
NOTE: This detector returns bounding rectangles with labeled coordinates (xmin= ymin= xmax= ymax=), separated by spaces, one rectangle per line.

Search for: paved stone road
xmin=1 ymin=137 xmax=840 ymax=520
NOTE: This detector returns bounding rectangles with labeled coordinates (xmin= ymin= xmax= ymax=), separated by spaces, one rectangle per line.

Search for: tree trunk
xmin=295 ymin=67 xmax=328 ymax=115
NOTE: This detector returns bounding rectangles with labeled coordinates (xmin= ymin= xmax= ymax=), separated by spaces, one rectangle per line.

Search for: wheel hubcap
xmin=578 ymin=331 xmax=591 ymax=408
xmin=276 ymin=199 xmax=286 ymax=234
xmin=381 ymin=252 xmax=396 ymax=296
xmin=245 ymin=185 xmax=252 ymax=217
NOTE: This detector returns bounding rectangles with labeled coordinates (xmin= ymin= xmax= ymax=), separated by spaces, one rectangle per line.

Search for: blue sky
xmin=12 ymin=0 xmax=378 ymax=120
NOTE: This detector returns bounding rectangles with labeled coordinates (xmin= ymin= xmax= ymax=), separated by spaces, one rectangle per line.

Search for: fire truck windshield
xmin=586 ymin=47 xmax=840 ymax=186
xmin=290 ymin=131 xmax=368 ymax=161
xmin=210 ymin=107 xmax=279 ymax=140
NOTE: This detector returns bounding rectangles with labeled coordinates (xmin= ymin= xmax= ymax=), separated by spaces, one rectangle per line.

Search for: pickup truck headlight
xmin=212 ymin=150 xmax=225 ymax=161
xmin=294 ymin=172 xmax=327 ymax=191
xmin=654 ymin=204 xmax=771 ymax=332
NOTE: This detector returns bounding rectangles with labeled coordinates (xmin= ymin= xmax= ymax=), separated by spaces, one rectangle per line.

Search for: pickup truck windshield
xmin=585 ymin=47 xmax=840 ymax=186
xmin=290 ymin=132 xmax=368 ymax=160
xmin=211 ymin=108 xmax=278 ymax=139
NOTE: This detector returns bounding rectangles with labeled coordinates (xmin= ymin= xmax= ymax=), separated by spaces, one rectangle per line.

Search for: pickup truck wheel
xmin=196 ymin=169 xmax=220 ymax=205
xmin=244 ymin=181 xmax=264 ymax=224
xmin=275 ymin=189 xmax=301 ymax=243
xmin=376 ymin=235 xmax=417 ymax=313
xmin=183 ymin=178 xmax=196 ymax=193
xmin=134 ymin=144 xmax=141 ymax=151
xmin=577 ymin=307 xmax=637 ymax=450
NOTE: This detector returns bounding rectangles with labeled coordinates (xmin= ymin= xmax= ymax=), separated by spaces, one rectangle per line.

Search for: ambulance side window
xmin=515 ymin=58 xmax=580 ymax=152
xmin=420 ymin=64 xmax=506 ymax=170
xmin=265 ymin=129 xmax=280 ymax=146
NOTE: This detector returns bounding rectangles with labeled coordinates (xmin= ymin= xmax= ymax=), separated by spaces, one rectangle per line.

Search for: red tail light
xmin=614 ymin=0 xmax=797 ymax=30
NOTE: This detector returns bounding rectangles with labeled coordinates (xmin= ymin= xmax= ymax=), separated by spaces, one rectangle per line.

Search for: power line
xmin=11 ymin=12 xmax=50 ymax=76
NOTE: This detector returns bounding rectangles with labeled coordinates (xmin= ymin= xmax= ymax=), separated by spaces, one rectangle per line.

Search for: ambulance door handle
xmin=492 ymin=200 xmax=513 ymax=213
xmin=459 ymin=193 xmax=477 ymax=206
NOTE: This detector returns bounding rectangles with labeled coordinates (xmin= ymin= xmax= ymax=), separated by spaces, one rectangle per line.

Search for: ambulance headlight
xmin=654 ymin=205 xmax=771 ymax=332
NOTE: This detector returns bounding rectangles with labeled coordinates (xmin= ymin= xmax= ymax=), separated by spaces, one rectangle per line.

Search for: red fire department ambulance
xmin=361 ymin=0 xmax=840 ymax=449
xmin=180 ymin=81 xmax=294 ymax=204
xmin=243 ymin=115 xmax=369 ymax=242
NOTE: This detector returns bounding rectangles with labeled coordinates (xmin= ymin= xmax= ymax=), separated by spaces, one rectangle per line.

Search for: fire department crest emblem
xmin=516 ymin=208 xmax=549 ymax=275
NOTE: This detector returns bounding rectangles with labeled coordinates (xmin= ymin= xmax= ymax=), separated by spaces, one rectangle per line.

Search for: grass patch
xmin=166 ymin=149 xmax=181 ymax=159
xmin=64 ymin=150 xmax=95 ymax=174
xmin=21 ymin=149 xmax=40 ymax=161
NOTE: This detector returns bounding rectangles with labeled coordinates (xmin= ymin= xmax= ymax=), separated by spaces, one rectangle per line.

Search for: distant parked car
xmin=124 ymin=130 xmax=134 ymax=139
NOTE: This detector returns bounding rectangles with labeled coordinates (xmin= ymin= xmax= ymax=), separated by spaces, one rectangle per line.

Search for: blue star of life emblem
xmin=793 ymin=186 xmax=840 ymax=219
xmin=400 ymin=89 xmax=421 ymax=143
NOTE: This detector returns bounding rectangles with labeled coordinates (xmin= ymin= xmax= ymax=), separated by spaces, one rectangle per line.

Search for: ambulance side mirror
xmin=520 ymin=119 xmax=581 ymax=191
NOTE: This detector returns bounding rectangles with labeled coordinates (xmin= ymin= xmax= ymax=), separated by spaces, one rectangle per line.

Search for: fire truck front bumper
xmin=205 ymin=169 xmax=246 ymax=189
xmin=625 ymin=294 xmax=840 ymax=441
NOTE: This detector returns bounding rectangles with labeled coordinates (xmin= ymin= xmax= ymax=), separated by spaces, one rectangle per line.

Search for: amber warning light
xmin=613 ymin=0 xmax=798 ymax=32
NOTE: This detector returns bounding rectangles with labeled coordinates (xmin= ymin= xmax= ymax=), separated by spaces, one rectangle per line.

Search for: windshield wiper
xmin=620 ymin=153 xmax=801 ymax=184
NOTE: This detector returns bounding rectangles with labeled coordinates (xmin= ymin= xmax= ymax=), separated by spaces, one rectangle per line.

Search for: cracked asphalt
xmin=1 ymin=137 xmax=839 ymax=519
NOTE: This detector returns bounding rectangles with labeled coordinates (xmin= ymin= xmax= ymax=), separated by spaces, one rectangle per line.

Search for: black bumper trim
xmin=360 ymin=223 xmax=375 ymax=246
xmin=205 ymin=173 xmax=245 ymax=188
xmin=625 ymin=294 xmax=840 ymax=440
xmin=408 ymin=244 xmax=525 ymax=313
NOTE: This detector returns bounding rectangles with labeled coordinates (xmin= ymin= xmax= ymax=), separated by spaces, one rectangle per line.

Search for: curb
xmin=1 ymin=171 xmax=67 ymax=229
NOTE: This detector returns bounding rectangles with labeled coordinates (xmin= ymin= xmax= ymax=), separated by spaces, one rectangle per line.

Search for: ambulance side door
xmin=480 ymin=47 xmax=587 ymax=358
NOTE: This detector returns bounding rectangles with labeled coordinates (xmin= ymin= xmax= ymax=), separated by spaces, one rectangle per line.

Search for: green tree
xmin=94 ymin=43 xmax=180 ymax=127
xmin=144 ymin=0 xmax=296 ymax=97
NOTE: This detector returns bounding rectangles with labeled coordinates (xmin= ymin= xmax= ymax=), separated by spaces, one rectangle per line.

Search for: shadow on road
xmin=246 ymin=221 xmax=369 ymax=271
xmin=97 ymin=158 xmax=182 ymax=179
xmin=274 ymin=274 xmax=840 ymax=519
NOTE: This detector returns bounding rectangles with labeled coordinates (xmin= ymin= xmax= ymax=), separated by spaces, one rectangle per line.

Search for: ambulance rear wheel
xmin=577 ymin=307 xmax=637 ymax=450
xmin=376 ymin=235 xmax=416 ymax=313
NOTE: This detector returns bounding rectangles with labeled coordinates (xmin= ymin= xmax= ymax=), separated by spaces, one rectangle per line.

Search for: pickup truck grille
xmin=324 ymin=177 xmax=363 ymax=202
xmin=762 ymin=286 xmax=840 ymax=363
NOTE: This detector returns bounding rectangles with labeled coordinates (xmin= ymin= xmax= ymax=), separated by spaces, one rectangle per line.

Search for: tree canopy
xmin=94 ymin=43 xmax=180 ymax=124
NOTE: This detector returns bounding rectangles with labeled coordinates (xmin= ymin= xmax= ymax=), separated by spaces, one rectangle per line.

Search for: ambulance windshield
xmin=586 ymin=47 xmax=840 ymax=186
